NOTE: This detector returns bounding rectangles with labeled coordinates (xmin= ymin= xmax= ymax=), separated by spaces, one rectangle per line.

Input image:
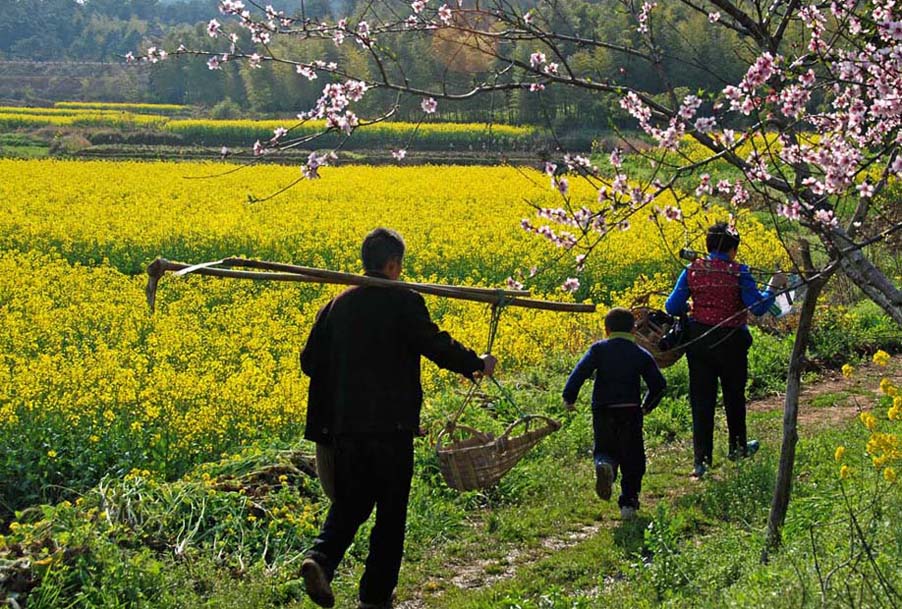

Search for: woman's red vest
xmin=687 ymin=258 xmax=747 ymax=327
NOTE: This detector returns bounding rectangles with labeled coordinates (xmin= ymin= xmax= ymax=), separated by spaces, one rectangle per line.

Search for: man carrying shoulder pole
xmin=299 ymin=227 xmax=497 ymax=609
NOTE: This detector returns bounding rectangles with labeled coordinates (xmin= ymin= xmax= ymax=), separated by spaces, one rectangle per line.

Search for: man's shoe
xmin=620 ymin=506 xmax=637 ymax=520
xmin=300 ymin=558 xmax=335 ymax=608
xmin=690 ymin=463 xmax=707 ymax=480
xmin=595 ymin=462 xmax=614 ymax=501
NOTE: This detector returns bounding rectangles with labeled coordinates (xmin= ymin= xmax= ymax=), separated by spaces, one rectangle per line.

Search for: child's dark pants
xmin=592 ymin=407 xmax=646 ymax=509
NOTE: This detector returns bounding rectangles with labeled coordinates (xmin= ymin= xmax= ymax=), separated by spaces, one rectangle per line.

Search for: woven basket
xmin=436 ymin=415 xmax=561 ymax=491
xmin=632 ymin=306 xmax=685 ymax=368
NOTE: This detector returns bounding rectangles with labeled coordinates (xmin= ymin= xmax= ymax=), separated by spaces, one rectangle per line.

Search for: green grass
xmin=809 ymin=391 xmax=850 ymax=408
xmin=6 ymin=413 xmax=899 ymax=609
xmin=0 ymin=133 xmax=49 ymax=158
xmin=390 ymin=406 xmax=900 ymax=609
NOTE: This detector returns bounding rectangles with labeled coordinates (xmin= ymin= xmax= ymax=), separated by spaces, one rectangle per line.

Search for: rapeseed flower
xmin=866 ymin=432 xmax=900 ymax=470
xmin=890 ymin=396 xmax=902 ymax=420
xmin=872 ymin=350 xmax=891 ymax=367
xmin=860 ymin=412 xmax=878 ymax=432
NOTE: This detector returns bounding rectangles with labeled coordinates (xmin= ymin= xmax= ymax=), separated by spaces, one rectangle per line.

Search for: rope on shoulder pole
xmin=146 ymin=258 xmax=330 ymax=312
xmin=443 ymin=297 xmax=508 ymax=435
xmin=436 ymin=295 xmax=561 ymax=491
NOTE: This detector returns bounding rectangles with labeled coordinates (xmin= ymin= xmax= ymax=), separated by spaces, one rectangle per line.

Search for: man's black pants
xmin=686 ymin=323 xmax=752 ymax=466
xmin=592 ymin=407 xmax=646 ymax=508
xmin=307 ymin=433 xmax=414 ymax=605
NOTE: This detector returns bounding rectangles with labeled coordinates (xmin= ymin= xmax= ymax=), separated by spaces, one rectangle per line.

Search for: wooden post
xmin=762 ymin=242 xmax=835 ymax=561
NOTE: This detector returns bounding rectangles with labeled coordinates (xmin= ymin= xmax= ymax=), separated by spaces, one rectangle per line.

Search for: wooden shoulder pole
xmin=146 ymin=257 xmax=597 ymax=314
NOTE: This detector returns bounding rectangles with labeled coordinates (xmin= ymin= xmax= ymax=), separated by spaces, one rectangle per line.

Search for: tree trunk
xmin=821 ymin=226 xmax=902 ymax=325
xmin=762 ymin=271 xmax=830 ymax=562
xmin=837 ymin=247 xmax=902 ymax=326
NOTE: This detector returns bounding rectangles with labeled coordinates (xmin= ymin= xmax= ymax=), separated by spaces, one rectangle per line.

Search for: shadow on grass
xmin=613 ymin=516 xmax=652 ymax=555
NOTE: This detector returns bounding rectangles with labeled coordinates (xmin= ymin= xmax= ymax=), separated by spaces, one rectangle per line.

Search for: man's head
xmin=604 ymin=307 xmax=635 ymax=335
xmin=361 ymin=228 xmax=405 ymax=279
xmin=706 ymin=222 xmax=741 ymax=259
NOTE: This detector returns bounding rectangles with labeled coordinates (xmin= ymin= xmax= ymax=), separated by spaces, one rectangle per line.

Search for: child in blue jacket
xmin=563 ymin=308 xmax=667 ymax=519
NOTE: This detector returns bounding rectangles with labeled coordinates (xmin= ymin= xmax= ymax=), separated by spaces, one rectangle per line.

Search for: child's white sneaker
xmin=620 ymin=506 xmax=637 ymax=520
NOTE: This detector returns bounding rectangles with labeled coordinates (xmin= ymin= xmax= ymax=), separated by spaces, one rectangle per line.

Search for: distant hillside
xmin=0 ymin=0 xmax=342 ymax=63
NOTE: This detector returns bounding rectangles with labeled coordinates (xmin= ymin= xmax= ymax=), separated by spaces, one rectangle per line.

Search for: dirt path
xmin=395 ymin=356 xmax=899 ymax=609
xmin=748 ymin=357 xmax=901 ymax=429
xmin=395 ymin=525 xmax=607 ymax=609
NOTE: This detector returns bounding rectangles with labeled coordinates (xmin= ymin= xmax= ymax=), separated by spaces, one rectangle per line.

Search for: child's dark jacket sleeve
xmin=640 ymin=353 xmax=667 ymax=413
xmin=562 ymin=346 xmax=596 ymax=404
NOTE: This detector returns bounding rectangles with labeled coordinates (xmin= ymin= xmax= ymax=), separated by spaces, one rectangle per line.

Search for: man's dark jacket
xmin=301 ymin=275 xmax=484 ymax=442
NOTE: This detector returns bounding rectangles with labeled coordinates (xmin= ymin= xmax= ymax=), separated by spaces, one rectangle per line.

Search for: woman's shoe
xmin=729 ymin=440 xmax=761 ymax=461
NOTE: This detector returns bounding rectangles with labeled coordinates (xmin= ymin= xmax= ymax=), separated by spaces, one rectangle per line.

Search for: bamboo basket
xmin=632 ymin=306 xmax=685 ymax=368
xmin=436 ymin=415 xmax=560 ymax=491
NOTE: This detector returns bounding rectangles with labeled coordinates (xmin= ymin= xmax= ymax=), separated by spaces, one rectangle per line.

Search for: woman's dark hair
xmin=706 ymin=222 xmax=741 ymax=254
xmin=605 ymin=307 xmax=635 ymax=333
xmin=361 ymin=228 xmax=405 ymax=271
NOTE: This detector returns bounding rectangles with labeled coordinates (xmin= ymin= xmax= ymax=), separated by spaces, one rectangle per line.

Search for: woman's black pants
xmin=686 ymin=323 xmax=752 ymax=466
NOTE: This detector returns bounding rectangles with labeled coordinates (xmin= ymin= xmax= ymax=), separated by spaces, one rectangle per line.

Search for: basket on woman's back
xmin=632 ymin=306 xmax=685 ymax=368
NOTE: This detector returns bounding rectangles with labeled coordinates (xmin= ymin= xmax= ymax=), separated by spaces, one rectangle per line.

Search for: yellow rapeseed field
xmin=164 ymin=118 xmax=538 ymax=146
xmin=0 ymin=158 xmax=788 ymax=508
xmin=0 ymin=111 xmax=168 ymax=130
xmin=54 ymin=101 xmax=189 ymax=115
xmin=0 ymin=104 xmax=538 ymax=147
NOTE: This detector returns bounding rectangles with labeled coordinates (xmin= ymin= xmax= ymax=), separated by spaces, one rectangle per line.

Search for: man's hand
xmin=480 ymin=354 xmax=497 ymax=377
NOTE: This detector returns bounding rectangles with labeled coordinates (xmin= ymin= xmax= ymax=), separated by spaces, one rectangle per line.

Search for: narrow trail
xmin=395 ymin=357 xmax=900 ymax=609
xmin=748 ymin=358 xmax=901 ymax=429
xmin=395 ymin=524 xmax=608 ymax=609
xmin=395 ymin=442 xmax=692 ymax=609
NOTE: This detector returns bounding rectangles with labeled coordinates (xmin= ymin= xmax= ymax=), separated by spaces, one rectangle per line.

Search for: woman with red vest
xmin=665 ymin=223 xmax=786 ymax=479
